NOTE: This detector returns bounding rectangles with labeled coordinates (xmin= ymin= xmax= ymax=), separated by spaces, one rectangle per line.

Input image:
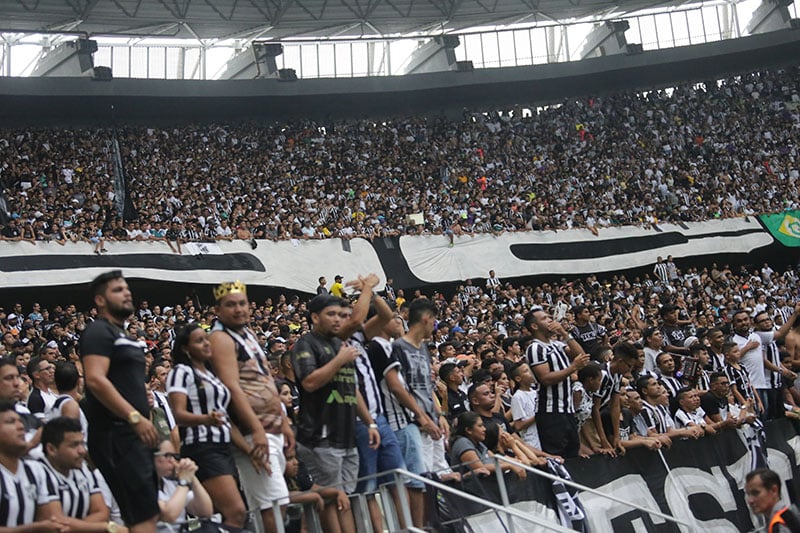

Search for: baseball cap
xmin=308 ymin=294 xmax=344 ymax=314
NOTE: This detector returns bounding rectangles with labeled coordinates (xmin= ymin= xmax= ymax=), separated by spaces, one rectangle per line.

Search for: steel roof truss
xmin=110 ymin=0 xmax=145 ymax=18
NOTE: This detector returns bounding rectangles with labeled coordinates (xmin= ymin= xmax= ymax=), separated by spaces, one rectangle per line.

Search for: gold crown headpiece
xmin=214 ymin=280 xmax=247 ymax=301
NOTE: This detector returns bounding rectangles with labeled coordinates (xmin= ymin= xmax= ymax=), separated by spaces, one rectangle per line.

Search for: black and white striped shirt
xmin=167 ymin=364 xmax=232 ymax=445
xmin=755 ymin=330 xmax=783 ymax=390
xmin=653 ymin=262 xmax=669 ymax=284
xmin=47 ymin=395 xmax=89 ymax=439
xmin=526 ymin=339 xmax=574 ymax=414
xmin=695 ymin=370 xmax=711 ymax=391
xmin=0 ymin=459 xmax=58 ymax=526
xmin=659 ymin=375 xmax=684 ymax=398
xmin=594 ymin=365 xmax=622 ymax=409
xmin=152 ymin=390 xmax=177 ymax=430
xmin=641 ymin=402 xmax=673 ymax=434
xmin=366 ymin=337 xmax=414 ymax=431
xmin=352 ymin=332 xmax=384 ymax=419
xmin=40 ymin=459 xmax=101 ymax=519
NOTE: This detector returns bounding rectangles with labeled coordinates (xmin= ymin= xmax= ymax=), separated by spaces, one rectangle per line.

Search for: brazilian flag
xmin=760 ymin=210 xmax=800 ymax=247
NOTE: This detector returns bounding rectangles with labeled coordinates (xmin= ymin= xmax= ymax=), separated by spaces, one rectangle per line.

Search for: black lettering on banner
xmin=429 ymin=419 xmax=800 ymax=531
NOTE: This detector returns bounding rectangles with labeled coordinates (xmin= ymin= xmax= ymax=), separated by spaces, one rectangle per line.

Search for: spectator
xmin=449 ymin=411 xmax=493 ymax=477
xmin=0 ymin=399 xmax=67 ymax=531
xmin=153 ymin=440 xmax=213 ymax=525
xmin=365 ymin=302 xmax=441 ymax=529
xmin=509 ymin=361 xmax=540 ymax=450
xmin=40 ymin=416 xmax=116 ymax=531
xmin=722 ymin=342 xmax=764 ymax=415
xmin=637 ymin=375 xmax=703 ymax=440
xmin=47 ymin=361 xmax=89 ymax=437
xmin=167 ymin=323 xmax=247 ymax=528
xmin=316 ymin=277 xmax=328 ymax=295
xmin=26 ymin=356 xmax=57 ymax=419
xmin=589 ymin=342 xmax=637 ymax=456
xmin=573 ymin=362 xmax=603 ymax=456
xmin=672 ymin=388 xmax=715 ymax=434
xmin=524 ymin=308 xmax=589 ymax=458
xmin=329 ymin=276 xmax=345 ymax=298
xmin=391 ymin=299 xmax=449 ymax=478
xmin=209 ymin=281 xmax=292 ymax=533
xmin=291 ymin=293 xmax=376 ymax=533
xmin=81 ymin=270 xmax=160 ymax=533
xmin=731 ymin=309 xmax=769 ymax=414
xmin=753 ymin=306 xmax=800 ymax=420
xmin=283 ymin=451 xmax=353 ymax=533
xmin=440 ymin=362 xmax=469 ymax=420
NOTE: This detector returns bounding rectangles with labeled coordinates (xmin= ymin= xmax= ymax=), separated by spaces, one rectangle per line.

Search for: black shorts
xmin=181 ymin=441 xmax=238 ymax=481
xmin=88 ymin=425 xmax=159 ymax=526
xmin=536 ymin=412 xmax=580 ymax=459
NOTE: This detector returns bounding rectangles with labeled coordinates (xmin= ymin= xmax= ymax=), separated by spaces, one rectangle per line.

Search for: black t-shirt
xmin=601 ymin=408 xmax=634 ymax=442
xmin=661 ymin=324 xmax=686 ymax=349
xmin=26 ymin=388 xmax=46 ymax=416
xmin=2 ymin=225 xmax=20 ymax=238
xmin=700 ymin=392 xmax=727 ymax=419
xmin=571 ymin=322 xmax=606 ymax=354
xmin=79 ymin=318 xmax=150 ymax=430
xmin=291 ymin=331 xmax=356 ymax=449
xmin=446 ymin=387 xmax=469 ymax=420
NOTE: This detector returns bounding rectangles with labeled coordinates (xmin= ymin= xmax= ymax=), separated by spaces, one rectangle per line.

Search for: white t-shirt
xmin=733 ymin=332 xmax=767 ymax=389
xmin=674 ymin=407 xmax=707 ymax=428
xmin=510 ymin=388 xmax=540 ymax=449
xmin=158 ymin=478 xmax=195 ymax=524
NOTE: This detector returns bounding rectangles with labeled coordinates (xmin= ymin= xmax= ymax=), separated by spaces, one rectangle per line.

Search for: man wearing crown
xmin=209 ymin=280 xmax=293 ymax=533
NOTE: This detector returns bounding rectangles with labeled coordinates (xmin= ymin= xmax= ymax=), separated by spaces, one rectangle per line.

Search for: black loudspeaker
xmin=625 ymin=43 xmax=643 ymax=55
xmin=277 ymin=68 xmax=297 ymax=81
xmin=456 ymin=60 xmax=474 ymax=72
xmin=92 ymin=66 xmax=113 ymax=80
xmin=263 ymin=43 xmax=284 ymax=56
xmin=77 ymin=38 xmax=98 ymax=54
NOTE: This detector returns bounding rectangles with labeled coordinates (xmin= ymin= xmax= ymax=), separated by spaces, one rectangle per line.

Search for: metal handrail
xmin=275 ymin=466 xmax=576 ymax=532
xmin=492 ymin=454 xmax=692 ymax=528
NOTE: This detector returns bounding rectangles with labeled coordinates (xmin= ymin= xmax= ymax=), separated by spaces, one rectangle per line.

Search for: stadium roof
xmin=0 ymin=0 xmax=714 ymax=40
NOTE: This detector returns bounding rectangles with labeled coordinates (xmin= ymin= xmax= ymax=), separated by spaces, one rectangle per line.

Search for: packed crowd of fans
xmin=1 ymin=257 xmax=799 ymax=531
xmin=2 ymin=62 xmax=800 ymax=248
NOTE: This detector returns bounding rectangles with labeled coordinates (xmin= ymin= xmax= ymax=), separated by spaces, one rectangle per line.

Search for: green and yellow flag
xmin=760 ymin=210 xmax=800 ymax=247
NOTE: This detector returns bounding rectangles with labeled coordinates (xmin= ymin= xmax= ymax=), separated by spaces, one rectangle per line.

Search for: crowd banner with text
xmin=435 ymin=419 xmax=800 ymax=532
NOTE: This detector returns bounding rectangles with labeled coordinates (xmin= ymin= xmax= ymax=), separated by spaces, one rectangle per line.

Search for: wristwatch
xmin=177 ymin=479 xmax=191 ymax=488
xmin=106 ymin=522 xmax=118 ymax=533
xmin=127 ymin=410 xmax=142 ymax=425
xmin=368 ymin=423 xmax=379 ymax=429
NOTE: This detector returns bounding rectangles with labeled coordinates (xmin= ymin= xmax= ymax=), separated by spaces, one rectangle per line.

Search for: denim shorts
xmin=393 ymin=423 xmax=426 ymax=489
xmin=355 ymin=415 xmax=407 ymax=493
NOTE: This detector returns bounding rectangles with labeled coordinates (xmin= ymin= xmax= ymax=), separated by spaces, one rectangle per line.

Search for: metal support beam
xmin=580 ymin=20 xmax=639 ymax=59
xmin=404 ymin=34 xmax=472 ymax=74
xmin=30 ymin=37 xmax=97 ymax=77
xmin=219 ymin=42 xmax=283 ymax=79
xmin=745 ymin=0 xmax=796 ymax=34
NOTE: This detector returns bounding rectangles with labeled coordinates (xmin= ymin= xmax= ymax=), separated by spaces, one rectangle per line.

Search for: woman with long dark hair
xmin=449 ymin=412 xmax=493 ymax=477
xmin=166 ymin=324 xmax=247 ymax=527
